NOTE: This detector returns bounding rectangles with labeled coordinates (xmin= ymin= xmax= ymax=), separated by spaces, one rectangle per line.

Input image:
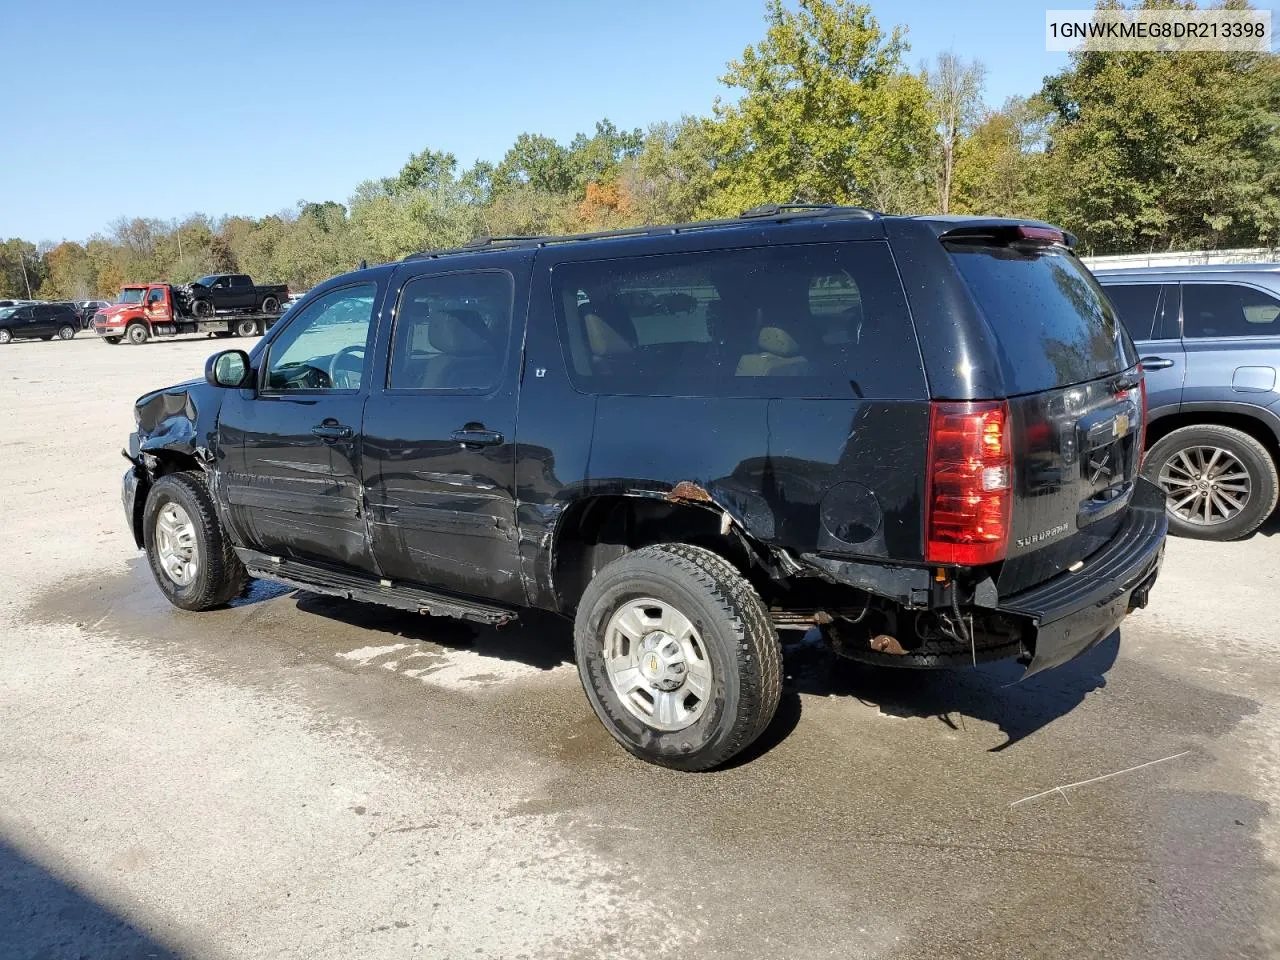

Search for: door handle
xmin=1140 ymin=356 xmax=1175 ymax=370
xmin=451 ymin=428 xmax=504 ymax=447
xmin=311 ymin=421 xmax=352 ymax=441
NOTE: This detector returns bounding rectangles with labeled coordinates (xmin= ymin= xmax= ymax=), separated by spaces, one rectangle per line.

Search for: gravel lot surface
xmin=1 ymin=335 xmax=1278 ymax=959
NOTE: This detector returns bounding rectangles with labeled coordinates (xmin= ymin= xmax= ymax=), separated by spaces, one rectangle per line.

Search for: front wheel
xmin=0 ymin=328 xmax=11 ymax=344
xmin=574 ymin=543 xmax=782 ymax=771
xmin=126 ymin=323 xmax=149 ymax=345
xmin=1144 ymin=424 xmax=1279 ymax=540
xmin=143 ymin=472 xmax=248 ymax=611
xmin=57 ymin=324 xmax=76 ymax=340
xmin=191 ymin=299 xmax=214 ymax=319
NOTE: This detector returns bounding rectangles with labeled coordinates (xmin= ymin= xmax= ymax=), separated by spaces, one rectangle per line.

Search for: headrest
xmin=429 ymin=309 xmax=493 ymax=356
xmin=584 ymin=303 xmax=637 ymax=356
xmin=757 ymin=326 xmax=802 ymax=357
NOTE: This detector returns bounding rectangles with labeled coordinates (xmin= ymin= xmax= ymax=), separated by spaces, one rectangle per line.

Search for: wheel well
xmin=130 ymin=453 xmax=204 ymax=546
xmin=1147 ymin=410 xmax=1280 ymax=465
xmin=550 ymin=495 xmax=769 ymax=614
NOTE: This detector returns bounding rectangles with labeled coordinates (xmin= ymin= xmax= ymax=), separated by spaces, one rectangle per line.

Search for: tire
xmin=1143 ymin=424 xmax=1279 ymax=540
xmin=143 ymin=472 xmax=248 ymax=611
xmin=126 ymin=323 xmax=149 ymax=345
xmin=57 ymin=324 xmax=76 ymax=340
xmin=104 ymin=336 xmax=121 ymax=345
xmin=0 ymin=328 xmax=10 ymax=344
xmin=574 ymin=543 xmax=782 ymax=771
xmin=261 ymin=296 xmax=280 ymax=314
xmin=191 ymin=299 xmax=214 ymax=318
xmin=234 ymin=318 xmax=258 ymax=337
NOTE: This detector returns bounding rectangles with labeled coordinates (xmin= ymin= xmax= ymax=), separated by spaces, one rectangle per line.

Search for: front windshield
xmin=119 ymin=288 xmax=147 ymax=305
xmin=196 ymin=275 xmax=218 ymax=287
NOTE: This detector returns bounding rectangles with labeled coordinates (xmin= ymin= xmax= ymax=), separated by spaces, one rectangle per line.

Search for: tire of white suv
xmin=1143 ymin=424 xmax=1279 ymax=540
xmin=142 ymin=472 xmax=248 ymax=610
xmin=573 ymin=543 xmax=782 ymax=771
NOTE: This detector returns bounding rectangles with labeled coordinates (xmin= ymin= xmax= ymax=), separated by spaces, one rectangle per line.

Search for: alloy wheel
xmin=1157 ymin=445 xmax=1252 ymax=526
xmin=603 ymin=597 xmax=714 ymax=731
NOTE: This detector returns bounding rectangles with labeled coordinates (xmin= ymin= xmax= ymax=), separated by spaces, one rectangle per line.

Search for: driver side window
xmin=265 ymin=283 xmax=377 ymax=392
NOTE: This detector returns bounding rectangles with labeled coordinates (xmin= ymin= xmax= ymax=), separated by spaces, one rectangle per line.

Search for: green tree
xmin=952 ymin=96 xmax=1050 ymax=218
xmin=703 ymin=0 xmax=935 ymax=216
xmin=495 ymin=133 xmax=576 ymax=194
xmin=39 ymin=241 xmax=97 ymax=299
xmin=1039 ymin=0 xmax=1280 ymax=252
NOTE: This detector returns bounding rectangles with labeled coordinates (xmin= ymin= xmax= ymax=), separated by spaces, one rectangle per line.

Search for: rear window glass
xmin=551 ymin=241 xmax=924 ymax=399
xmin=946 ymin=244 xmax=1136 ymax=393
xmin=1101 ymin=283 xmax=1161 ymax=340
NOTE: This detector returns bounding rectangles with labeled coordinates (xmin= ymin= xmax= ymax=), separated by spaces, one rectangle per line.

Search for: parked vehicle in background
xmin=0 ymin=299 xmax=33 ymax=309
xmin=0 ymin=302 xmax=81 ymax=343
xmin=92 ymin=284 xmax=280 ymax=344
xmin=1096 ymin=264 xmax=1280 ymax=540
xmin=75 ymin=299 xmax=113 ymax=329
xmin=121 ymin=206 xmax=1166 ymax=771
xmin=185 ymin=274 xmax=288 ymax=318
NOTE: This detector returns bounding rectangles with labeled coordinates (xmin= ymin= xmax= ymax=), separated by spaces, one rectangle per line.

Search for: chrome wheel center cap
xmin=638 ymin=633 xmax=687 ymax=691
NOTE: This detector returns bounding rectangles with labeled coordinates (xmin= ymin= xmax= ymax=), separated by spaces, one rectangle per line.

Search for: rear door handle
xmin=311 ymin=421 xmax=352 ymax=441
xmin=451 ymin=428 xmax=504 ymax=447
xmin=1140 ymin=356 xmax=1175 ymax=370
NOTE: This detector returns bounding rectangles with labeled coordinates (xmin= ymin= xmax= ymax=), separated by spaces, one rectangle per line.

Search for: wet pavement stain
xmin=25 ymin=561 xmax=1276 ymax=959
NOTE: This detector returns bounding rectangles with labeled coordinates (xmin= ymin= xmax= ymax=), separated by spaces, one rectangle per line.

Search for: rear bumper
xmin=999 ymin=477 xmax=1167 ymax=675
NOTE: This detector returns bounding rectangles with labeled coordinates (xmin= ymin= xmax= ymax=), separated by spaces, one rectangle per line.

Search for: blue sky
xmin=0 ymin=0 xmax=1268 ymax=243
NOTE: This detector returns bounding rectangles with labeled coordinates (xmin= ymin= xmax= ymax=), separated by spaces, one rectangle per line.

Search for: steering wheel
xmin=328 ymin=345 xmax=365 ymax=389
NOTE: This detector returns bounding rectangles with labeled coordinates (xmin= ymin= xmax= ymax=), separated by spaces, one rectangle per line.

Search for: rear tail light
xmin=1014 ymin=225 xmax=1066 ymax=245
xmin=925 ymin=401 xmax=1012 ymax=566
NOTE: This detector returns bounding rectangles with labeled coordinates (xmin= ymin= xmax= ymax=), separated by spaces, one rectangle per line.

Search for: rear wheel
xmin=261 ymin=296 xmax=280 ymax=314
xmin=574 ymin=543 xmax=782 ymax=771
xmin=126 ymin=323 xmax=149 ymax=345
xmin=234 ymin=317 xmax=259 ymax=337
xmin=57 ymin=324 xmax=76 ymax=340
xmin=1144 ymin=424 xmax=1279 ymax=540
xmin=143 ymin=472 xmax=248 ymax=611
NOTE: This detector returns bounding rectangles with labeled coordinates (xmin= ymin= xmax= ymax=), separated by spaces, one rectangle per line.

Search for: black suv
xmin=0 ymin=302 xmax=81 ymax=343
xmin=121 ymin=207 xmax=1166 ymax=770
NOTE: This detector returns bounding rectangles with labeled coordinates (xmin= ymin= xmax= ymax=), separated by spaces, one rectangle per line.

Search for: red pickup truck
xmin=92 ymin=284 xmax=282 ymax=345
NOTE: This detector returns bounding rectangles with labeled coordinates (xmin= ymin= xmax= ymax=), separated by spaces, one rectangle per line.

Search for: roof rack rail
xmin=403 ymin=203 xmax=881 ymax=261
xmin=738 ymin=203 xmax=878 ymax=220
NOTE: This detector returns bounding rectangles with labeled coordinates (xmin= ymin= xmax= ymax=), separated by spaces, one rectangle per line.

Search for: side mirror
xmin=206 ymin=349 xmax=252 ymax=388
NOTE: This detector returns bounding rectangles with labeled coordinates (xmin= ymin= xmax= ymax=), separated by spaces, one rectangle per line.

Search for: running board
xmin=235 ymin=549 xmax=517 ymax=626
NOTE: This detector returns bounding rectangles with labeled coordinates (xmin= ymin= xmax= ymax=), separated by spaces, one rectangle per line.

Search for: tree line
xmin=3 ymin=0 xmax=1277 ymax=301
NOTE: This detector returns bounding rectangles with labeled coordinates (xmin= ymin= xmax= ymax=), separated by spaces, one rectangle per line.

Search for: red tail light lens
xmin=925 ymin=401 xmax=1012 ymax=566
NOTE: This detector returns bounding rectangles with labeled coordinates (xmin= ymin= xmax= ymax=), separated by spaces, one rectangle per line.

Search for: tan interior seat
xmin=735 ymin=326 xmax=811 ymax=377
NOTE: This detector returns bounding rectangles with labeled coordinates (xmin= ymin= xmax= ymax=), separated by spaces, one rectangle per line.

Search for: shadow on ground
xmin=0 ymin=836 xmax=180 ymax=959
xmin=272 ymin=581 xmax=1116 ymax=760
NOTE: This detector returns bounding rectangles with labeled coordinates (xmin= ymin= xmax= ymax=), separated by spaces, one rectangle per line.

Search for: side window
xmin=231 ymin=275 xmax=251 ymax=288
xmin=265 ymin=282 xmax=377 ymax=392
xmin=1102 ymin=284 xmax=1160 ymax=340
xmin=551 ymin=241 xmax=922 ymax=399
xmin=1183 ymin=283 xmax=1280 ymax=339
xmin=212 ymin=277 xmax=228 ymax=289
xmin=146 ymin=288 xmax=165 ymax=305
xmin=388 ymin=271 xmax=513 ymax=391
